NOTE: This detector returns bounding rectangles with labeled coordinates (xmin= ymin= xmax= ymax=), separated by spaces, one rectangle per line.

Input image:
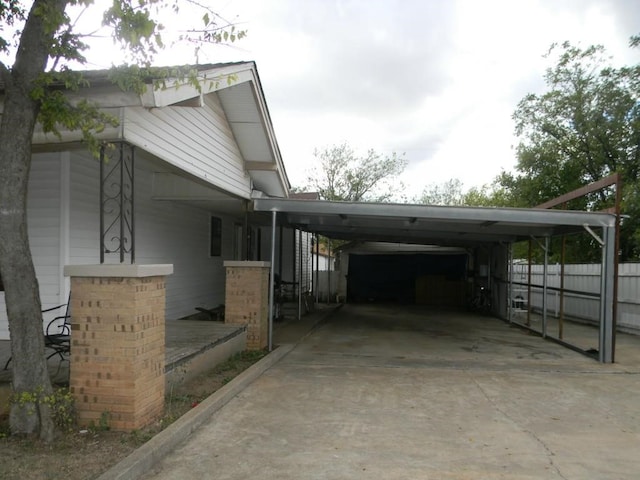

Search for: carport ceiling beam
xmin=583 ymin=224 xmax=605 ymax=247
xmin=529 ymin=235 xmax=549 ymax=252
xmin=252 ymin=198 xmax=616 ymax=228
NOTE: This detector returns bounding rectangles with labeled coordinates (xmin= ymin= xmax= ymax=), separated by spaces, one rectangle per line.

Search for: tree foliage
xmin=304 ymin=143 xmax=407 ymax=202
xmin=416 ymin=178 xmax=466 ymax=206
xmin=416 ymin=178 xmax=513 ymax=207
xmin=0 ymin=0 xmax=243 ymax=441
xmin=499 ymin=38 xmax=640 ymax=260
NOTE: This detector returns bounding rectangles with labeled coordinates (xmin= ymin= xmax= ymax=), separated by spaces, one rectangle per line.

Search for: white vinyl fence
xmin=314 ymin=271 xmax=341 ymax=303
xmin=511 ymin=262 xmax=640 ymax=333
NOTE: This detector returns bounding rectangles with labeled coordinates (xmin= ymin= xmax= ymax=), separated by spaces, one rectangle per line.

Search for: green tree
xmin=416 ymin=178 xmax=466 ymax=205
xmin=305 ymin=143 xmax=407 ymax=202
xmin=416 ymin=178 xmax=512 ymax=207
xmin=462 ymin=182 xmax=514 ymax=207
xmin=500 ymin=38 xmax=640 ymax=259
xmin=0 ymin=0 xmax=242 ymax=441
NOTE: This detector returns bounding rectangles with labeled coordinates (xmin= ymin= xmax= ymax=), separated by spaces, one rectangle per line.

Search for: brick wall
xmin=224 ymin=262 xmax=270 ymax=350
xmin=69 ymin=274 xmax=166 ymax=431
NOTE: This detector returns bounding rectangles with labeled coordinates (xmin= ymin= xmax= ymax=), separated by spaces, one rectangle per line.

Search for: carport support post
xmin=526 ymin=239 xmax=532 ymax=327
xmin=268 ymin=210 xmax=277 ymax=351
xmin=599 ymin=226 xmax=616 ymax=363
xmin=315 ymin=234 xmax=319 ymax=304
xmin=508 ymin=243 xmax=513 ymax=324
xmin=542 ymin=236 xmax=549 ymax=338
xmin=327 ymin=241 xmax=331 ymax=304
xmin=298 ymin=229 xmax=302 ymax=320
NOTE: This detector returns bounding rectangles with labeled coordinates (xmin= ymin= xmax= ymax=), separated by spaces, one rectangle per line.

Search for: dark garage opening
xmin=346 ymin=253 xmax=468 ymax=307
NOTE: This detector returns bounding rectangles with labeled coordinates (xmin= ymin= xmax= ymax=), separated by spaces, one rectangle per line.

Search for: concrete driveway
xmin=143 ymin=304 xmax=640 ymax=479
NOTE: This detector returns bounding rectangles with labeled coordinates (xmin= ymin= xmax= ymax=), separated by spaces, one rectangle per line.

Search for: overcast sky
xmin=82 ymin=0 xmax=640 ymax=198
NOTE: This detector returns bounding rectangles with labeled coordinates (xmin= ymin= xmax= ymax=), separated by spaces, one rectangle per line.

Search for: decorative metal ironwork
xmin=100 ymin=142 xmax=135 ymax=264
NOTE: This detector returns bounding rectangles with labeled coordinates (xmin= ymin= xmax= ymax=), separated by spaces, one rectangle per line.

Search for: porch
xmin=0 ymin=319 xmax=246 ymax=390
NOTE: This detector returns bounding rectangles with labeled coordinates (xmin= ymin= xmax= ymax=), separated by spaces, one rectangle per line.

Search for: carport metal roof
xmin=253 ymin=197 xmax=618 ymax=363
xmin=252 ymin=198 xmax=616 ymax=246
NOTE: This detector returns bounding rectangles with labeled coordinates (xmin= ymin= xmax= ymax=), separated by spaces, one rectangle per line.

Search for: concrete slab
xmin=0 ymin=320 xmax=247 ymax=386
xmin=142 ymin=304 xmax=640 ymax=480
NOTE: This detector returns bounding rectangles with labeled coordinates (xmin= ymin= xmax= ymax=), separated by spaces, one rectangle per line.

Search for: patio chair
xmin=3 ymin=298 xmax=71 ymax=370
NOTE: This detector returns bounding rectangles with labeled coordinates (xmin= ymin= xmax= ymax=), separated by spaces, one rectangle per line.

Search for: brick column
xmin=224 ymin=261 xmax=270 ymax=350
xmin=64 ymin=264 xmax=173 ymax=432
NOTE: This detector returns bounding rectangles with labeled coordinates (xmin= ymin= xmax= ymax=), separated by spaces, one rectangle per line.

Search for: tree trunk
xmin=0 ymin=0 xmax=69 ymax=442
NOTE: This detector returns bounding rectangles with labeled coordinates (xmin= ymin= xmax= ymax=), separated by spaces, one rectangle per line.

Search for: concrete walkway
xmin=142 ymin=304 xmax=640 ymax=479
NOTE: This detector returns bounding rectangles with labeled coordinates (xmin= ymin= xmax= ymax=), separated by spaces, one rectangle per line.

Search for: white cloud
xmin=71 ymin=0 xmax=639 ymax=197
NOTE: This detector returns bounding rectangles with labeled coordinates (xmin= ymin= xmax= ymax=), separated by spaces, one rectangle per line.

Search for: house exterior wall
xmin=0 ymin=153 xmax=67 ymax=339
xmin=122 ymin=92 xmax=251 ymax=200
xmin=0 ymin=149 xmax=244 ymax=340
xmin=69 ymin=150 xmax=239 ymax=320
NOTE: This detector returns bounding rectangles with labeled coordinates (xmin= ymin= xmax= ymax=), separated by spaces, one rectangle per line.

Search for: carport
xmin=252 ymin=198 xmax=618 ymax=362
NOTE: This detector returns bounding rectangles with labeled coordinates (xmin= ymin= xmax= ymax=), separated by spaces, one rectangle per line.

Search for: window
xmin=0 ymin=272 xmax=3 ymax=291
xmin=210 ymin=216 xmax=222 ymax=257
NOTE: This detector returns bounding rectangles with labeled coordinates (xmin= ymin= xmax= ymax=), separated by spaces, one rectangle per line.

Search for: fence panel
xmin=315 ymin=271 xmax=340 ymax=303
xmin=511 ymin=263 xmax=640 ymax=333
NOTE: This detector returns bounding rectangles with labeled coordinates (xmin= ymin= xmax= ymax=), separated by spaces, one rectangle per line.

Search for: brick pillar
xmin=64 ymin=264 xmax=173 ymax=432
xmin=224 ymin=261 xmax=270 ymax=350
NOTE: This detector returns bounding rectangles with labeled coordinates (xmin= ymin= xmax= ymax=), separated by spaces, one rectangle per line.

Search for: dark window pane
xmin=210 ymin=216 xmax=222 ymax=257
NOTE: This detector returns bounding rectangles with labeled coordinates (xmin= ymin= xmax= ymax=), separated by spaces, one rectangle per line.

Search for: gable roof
xmin=4 ymin=62 xmax=290 ymax=198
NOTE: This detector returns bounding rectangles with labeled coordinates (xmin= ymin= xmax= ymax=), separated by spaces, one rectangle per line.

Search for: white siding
xmin=316 ymin=271 xmax=341 ymax=303
xmin=0 ymin=153 xmax=65 ymax=339
xmin=69 ymin=152 xmax=100 ymax=265
xmin=68 ymin=150 xmax=240 ymax=320
xmin=122 ymin=93 xmax=251 ymax=200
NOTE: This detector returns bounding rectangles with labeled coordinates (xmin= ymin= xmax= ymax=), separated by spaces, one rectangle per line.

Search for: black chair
xmin=43 ymin=301 xmax=71 ymax=363
xmin=3 ymin=299 xmax=71 ymax=370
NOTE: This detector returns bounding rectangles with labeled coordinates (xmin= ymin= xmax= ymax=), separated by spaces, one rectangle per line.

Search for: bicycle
xmin=470 ymin=286 xmax=491 ymax=314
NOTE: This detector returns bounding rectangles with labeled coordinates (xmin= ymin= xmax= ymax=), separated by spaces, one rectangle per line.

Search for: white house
xmin=0 ymin=61 xmax=308 ymax=339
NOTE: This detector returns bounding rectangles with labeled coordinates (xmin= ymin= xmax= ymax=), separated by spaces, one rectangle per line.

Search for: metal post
xmin=508 ymin=242 xmax=513 ymax=324
xmin=542 ymin=236 xmax=549 ymax=338
xmin=291 ymin=228 xmax=296 ymax=298
xmin=278 ymin=224 xmax=283 ymax=281
xmin=613 ymin=175 xmax=622 ymax=362
xmin=119 ymin=143 xmax=125 ymax=263
xmin=527 ymin=239 xmax=533 ymax=327
xmin=99 ymin=146 xmax=105 ymax=264
xmin=130 ymin=147 xmax=135 ymax=264
xmin=268 ymin=211 xmax=277 ymax=352
xmin=327 ymin=241 xmax=331 ymax=304
xmin=487 ymin=246 xmax=492 ymax=313
xmin=315 ymin=235 xmax=319 ymax=304
xmin=600 ymin=226 xmax=616 ymax=363
xmin=298 ymin=229 xmax=302 ymax=320
xmin=559 ymin=235 xmax=566 ymax=339
xmin=308 ymin=233 xmax=312 ymax=295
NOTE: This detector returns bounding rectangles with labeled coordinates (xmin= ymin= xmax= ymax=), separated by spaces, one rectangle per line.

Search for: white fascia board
xmin=235 ymin=71 xmax=291 ymax=195
xmin=140 ymin=65 xmax=256 ymax=108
